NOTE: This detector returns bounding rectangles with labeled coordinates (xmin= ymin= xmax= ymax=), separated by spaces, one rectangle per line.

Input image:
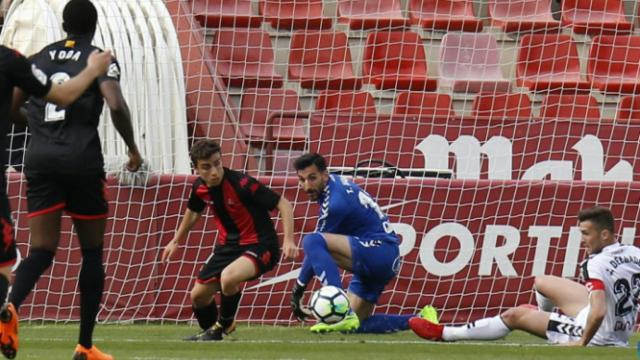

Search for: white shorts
xmin=546 ymin=306 xmax=589 ymax=344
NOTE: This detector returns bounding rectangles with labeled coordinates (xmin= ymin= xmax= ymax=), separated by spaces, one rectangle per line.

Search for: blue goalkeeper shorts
xmin=347 ymin=236 xmax=401 ymax=304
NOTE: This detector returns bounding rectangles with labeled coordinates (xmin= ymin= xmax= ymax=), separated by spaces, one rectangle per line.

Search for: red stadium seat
xmin=393 ymin=92 xmax=454 ymax=118
xmin=191 ymin=0 xmax=262 ymax=28
xmin=562 ymin=0 xmax=633 ymax=36
xmin=288 ymin=31 xmax=361 ymax=90
xmin=516 ymin=34 xmax=590 ymax=92
xmin=540 ymin=94 xmax=601 ymax=120
xmin=315 ymin=91 xmax=377 ymax=114
xmin=210 ymin=29 xmax=282 ymax=88
xmin=362 ymin=31 xmax=437 ymax=91
xmin=337 ymin=0 xmax=407 ymax=30
xmin=471 ymin=92 xmax=532 ymax=120
xmin=440 ymin=33 xmax=510 ymax=93
xmin=408 ymin=0 xmax=482 ymax=32
xmin=239 ymin=89 xmax=306 ymax=149
xmin=488 ymin=0 xmax=560 ymax=33
xmin=616 ymin=96 xmax=640 ymax=122
xmin=588 ymin=35 xmax=640 ymax=94
xmin=259 ymin=0 xmax=331 ymax=30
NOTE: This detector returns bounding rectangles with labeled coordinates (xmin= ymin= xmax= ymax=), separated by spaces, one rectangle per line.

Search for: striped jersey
xmin=188 ymin=168 xmax=281 ymax=247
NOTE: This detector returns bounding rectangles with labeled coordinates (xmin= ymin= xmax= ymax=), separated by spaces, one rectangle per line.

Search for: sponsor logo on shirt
xmin=107 ymin=63 xmax=120 ymax=79
xmin=31 ymin=64 xmax=47 ymax=85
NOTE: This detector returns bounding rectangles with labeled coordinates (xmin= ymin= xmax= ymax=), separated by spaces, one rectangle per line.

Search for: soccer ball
xmin=309 ymin=285 xmax=350 ymax=324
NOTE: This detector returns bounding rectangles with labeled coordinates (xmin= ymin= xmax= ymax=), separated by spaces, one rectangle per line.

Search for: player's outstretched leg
xmin=0 ymin=303 xmax=18 ymax=359
xmin=72 ymin=344 xmax=113 ymax=360
xmin=310 ymin=313 xmax=360 ymax=334
xmin=408 ymin=317 xmax=445 ymax=341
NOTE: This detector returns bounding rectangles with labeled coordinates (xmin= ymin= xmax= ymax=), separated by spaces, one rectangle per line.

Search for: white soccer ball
xmin=309 ymin=285 xmax=350 ymax=324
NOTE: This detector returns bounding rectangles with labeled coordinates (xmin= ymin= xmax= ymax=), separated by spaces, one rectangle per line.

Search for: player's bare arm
xmin=44 ymin=49 xmax=111 ymax=106
xmin=100 ymin=79 xmax=142 ymax=171
xmin=577 ymin=290 xmax=606 ymax=346
xmin=9 ymin=88 xmax=28 ymax=127
xmin=162 ymin=208 xmax=202 ymax=263
xmin=277 ymin=197 xmax=298 ymax=260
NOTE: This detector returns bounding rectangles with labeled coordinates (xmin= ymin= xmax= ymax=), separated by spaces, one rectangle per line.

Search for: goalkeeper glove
xmin=291 ymin=282 xmax=311 ymax=321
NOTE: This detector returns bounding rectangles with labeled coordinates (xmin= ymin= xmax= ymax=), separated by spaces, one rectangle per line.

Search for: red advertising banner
xmin=7 ymin=175 xmax=640 ymax=324
xmin=309 ymin=115 xmax=640 ymax=182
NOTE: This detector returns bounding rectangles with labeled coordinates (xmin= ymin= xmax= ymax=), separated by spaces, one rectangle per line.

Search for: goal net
xmin=2 ymin=0 xmax=640 ymax=326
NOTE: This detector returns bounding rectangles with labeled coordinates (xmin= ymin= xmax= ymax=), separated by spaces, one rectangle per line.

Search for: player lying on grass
xmin=290 ymin=153 xmax=436 ymax=333
xmin=410 ymin=206 xmax=639 ymax=347
xmin=162 ymin=139 xmax=297 ymax=341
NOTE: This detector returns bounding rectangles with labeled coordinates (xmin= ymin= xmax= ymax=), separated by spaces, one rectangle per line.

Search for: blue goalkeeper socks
xmin=301 ymin=232 xmax=342 ymax=287
xmin=356 ymin=314 xmax=413 ymax=334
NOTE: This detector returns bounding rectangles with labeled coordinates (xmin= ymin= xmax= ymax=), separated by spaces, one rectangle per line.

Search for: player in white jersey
xmin=409 ymin=206 xmax=640 ymax=347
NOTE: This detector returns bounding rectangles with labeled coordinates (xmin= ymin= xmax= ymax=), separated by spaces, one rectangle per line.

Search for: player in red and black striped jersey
xmin=5 ymin=1 xmax=141 ymax=359
xmin=162 ymin=139 xmax=297 ymax=341
xmin=0 ymin=10 xmax=111 ymax=360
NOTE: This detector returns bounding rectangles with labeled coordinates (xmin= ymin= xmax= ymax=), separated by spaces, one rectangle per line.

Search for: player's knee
xmin=302 ymin=232 xmax=326 ymax=252
xmin=190 ymin=287 xmax=212 ymax=307
xmin=533 ymin=275 xmax=552 ymax=293
xmin=219 ymin=272 xmax=241 ymax=296
xmin=500 ymin=306 xmax=531 ymax=328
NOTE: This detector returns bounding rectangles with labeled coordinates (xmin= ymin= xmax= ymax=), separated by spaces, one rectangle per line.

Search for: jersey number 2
xmin=44 ymin=72 xmax=71 ymax=122
xmin=613 ymin=273 xmax=640 ymax=316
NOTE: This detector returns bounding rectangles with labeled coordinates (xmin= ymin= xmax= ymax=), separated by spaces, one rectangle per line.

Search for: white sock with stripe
xmin=442 ymin=316 xmax=511 ymax=341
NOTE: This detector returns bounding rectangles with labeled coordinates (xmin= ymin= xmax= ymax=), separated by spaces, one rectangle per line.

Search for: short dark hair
xmin=578 ymin=206 xmax=615 ymax=234
xmin=293 ymin=153 xmax=327 ymax=172
xmin=190 ymin=139 xmax=221 ymax=165
xmin=63 ymin=0 xmax=98 ymax=36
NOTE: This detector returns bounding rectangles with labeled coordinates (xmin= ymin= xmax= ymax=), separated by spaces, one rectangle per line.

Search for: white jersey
xmin=580 ymin=242 xmax=640 ymax=346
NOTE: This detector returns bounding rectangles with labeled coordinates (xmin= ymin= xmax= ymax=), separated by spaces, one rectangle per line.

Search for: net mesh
xmin=1 ymin=0 xmax=640 ymax=326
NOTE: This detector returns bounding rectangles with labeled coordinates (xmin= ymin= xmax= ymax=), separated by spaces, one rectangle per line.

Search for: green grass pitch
xmin=17 ymin=323 xmax=637 ymax=359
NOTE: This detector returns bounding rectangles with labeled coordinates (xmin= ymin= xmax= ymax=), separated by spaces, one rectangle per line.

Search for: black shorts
xmin=26 ymin=172 xmax=108 ymax=219
xmin=0 ymin=195 xmax=17 ymax=267
xmin=197 ymin=242 xmax=280 ymax=284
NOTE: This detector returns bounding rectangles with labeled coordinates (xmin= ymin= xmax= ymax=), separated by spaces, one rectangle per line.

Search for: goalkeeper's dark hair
xmin=294 ymin=153 xmax=327 ymax=172
xmin=62 ymin=0 xmax=98 ymax=36
xmin=578 ymin=206 xmax=615 ymax=234
xmin=190 ymin=139 xmax=221 ymax=165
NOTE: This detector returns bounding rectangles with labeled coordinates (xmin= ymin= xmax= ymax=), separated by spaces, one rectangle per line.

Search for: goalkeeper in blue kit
xmin=290 ymin=153 xmax=436 ymax=333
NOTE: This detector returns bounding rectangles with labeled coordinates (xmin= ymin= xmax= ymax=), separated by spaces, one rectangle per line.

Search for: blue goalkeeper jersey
xmin=315 ymin=175 xmax=398 ymax=243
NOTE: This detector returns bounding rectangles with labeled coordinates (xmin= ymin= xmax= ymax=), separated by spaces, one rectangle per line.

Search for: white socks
xmin=442 ymin=316 xmax=511 ymax=341
xmin=535 ymin=289 xmax=554 ymax=312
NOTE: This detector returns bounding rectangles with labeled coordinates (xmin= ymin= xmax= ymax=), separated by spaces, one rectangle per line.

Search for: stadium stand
xmin=440 ymin=33 xmax=510 ymax=93
xmin=362 ymin=30 xmax=437 ymax=91
xmin=516 ymin=34 xmax=591 ymax=92
xmin=210 ymin=28 xmax=283 ymax=88
xmin=540 ymin=94 xmax=601 ymax=120
xmin=191 ymin=0 xmax=262 ymax=28
xmin=315 ymin=90 xmax=377 ymax=114
xmin=393 ymin=92 xmax=455 ymax=118
xmin=288 ymin=30 xmax=361 ymax=90
xmin=337 ymin=0 xmax=407 ymax=30
xmin=588 ymin=35 xmax=640 ymax=94
xmin=561 ymin=0 xmax=633 ymax=35
xmin=259 ymin=0 xmax=332 ymax=30
xmin=239 ymin=88 xmax=305 ymax=148
xmin=487 ymin=0 xmax=560 ymax=33
xmin=408 ymin=0 xmax=483 ymax=32
xmin=471 ymin=92 xmax=532 ymax=120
